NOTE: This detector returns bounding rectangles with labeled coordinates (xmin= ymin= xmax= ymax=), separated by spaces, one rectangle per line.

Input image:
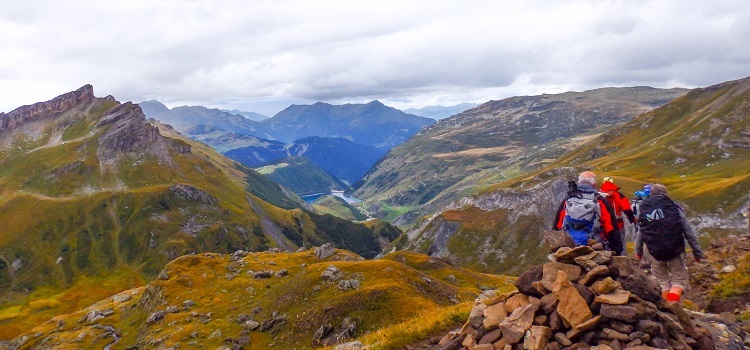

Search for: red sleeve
xmin=598 ymin=200 xmax=615 ymax=233
xmin=618 ymin=194 xmax=632 ymax=211
xmin=554 ymin=202 xmax=567 ymax=230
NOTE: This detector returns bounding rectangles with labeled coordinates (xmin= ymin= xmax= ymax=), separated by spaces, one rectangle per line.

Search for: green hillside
xmin=398 ymin=77 xmax=750 ymax=276
xmin=0 ymin=86 xmax=400 ymax=339
xmin=312 ymin=195 xmax=369 ymax=221
xmin=256 ymin=157 xmax=347 ymax=196
xmin=354 ymin=86 xmax=688 ymax=227
xmin=6 ymin=249 xmax=514 ymax=349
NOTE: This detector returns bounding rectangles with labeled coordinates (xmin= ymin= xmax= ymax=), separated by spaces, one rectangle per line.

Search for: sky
xmin=1 ymin=0 xmax=749 ymax=117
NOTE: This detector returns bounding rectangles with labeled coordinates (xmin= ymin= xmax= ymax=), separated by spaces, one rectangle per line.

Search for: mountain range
xmin=261 ymin=101 xmax=435 ymax=149
xmin=221 ymin=109 xmax=268 ymax=121
xmin=141 ymin=100 xmax=432 ymax=191
xmin=138 ymin=100 xmax=271 ymax=138
xmin=3 ymin=77 xmax=750 ymax=348
xmin=140 ymin=99 xmax=435 ymax=150
xmin=225 ymin=136 xmax=387 ymax=186
xmin=353 ymin=86 xmax=690 ymax=227
xmin=0 ymin=86 xmax=401 ymax=339
xmin=403 ymin=102 xmax=479 ymax=120
xmin=388 ymin=77 xmax=750 ymax=276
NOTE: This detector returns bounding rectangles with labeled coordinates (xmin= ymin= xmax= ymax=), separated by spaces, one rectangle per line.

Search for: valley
xmin=1 ymin=77 xmax=749 ymax=348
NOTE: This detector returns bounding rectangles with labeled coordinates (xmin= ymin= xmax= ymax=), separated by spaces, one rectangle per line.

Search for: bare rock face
xmin=170 ymin=184 xmax=216 ymax=205
xmin=0 ymin=85 xmax=95 ymax=131
xmin=95 ymin=102 xmax=191 ymax=165
xmin=315 ymin=243 xmax=336 ymax=259
xmin=97 ymin=103 xmax=162 ymax=153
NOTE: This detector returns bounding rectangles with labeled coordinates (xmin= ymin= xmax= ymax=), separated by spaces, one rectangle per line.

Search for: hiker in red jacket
xmin=600 ymin=177 xmax=636 ymax=247
xmin=553 ymin=171 xmax=622 ymax=255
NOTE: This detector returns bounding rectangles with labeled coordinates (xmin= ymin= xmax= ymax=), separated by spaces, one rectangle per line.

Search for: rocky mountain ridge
xmin=141 ymin=99 xmax=435 ymax=152
xmin=264 ymin=100 xmax=435 ymax=149
xmin=138 ymin=100 xmax=270 ymax=139
xmin=0 ymin=85 xmax=97 ymax=131
xmin=353 ymin=86 xmax=689 ymax=228
xmin=0 ymin=86 xmax=402 ymax=339
xmin=385 ymin=77 xmax=750 ymax=278
xmin=403 ymin=102 xmax=479 ymax=120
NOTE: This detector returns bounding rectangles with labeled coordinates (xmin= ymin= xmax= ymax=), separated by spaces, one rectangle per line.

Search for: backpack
xmin=637 ymin=194 xmax=685 ymax=261
xmin=631 ymin=190 xmax=647 ymax=217
xmin=563 ymin=181 xmax=601 ymax=246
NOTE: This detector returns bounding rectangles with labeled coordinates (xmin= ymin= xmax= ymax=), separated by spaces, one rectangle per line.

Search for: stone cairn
xmin=435 ymin=231 xmax=717 ymax=350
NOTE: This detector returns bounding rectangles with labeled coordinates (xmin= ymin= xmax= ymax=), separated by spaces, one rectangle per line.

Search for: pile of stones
xmin=436 ymin=231 xmax=720 ymax=350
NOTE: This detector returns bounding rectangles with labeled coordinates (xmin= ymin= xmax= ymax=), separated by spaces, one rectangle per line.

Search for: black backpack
xmin=637 ymin=194 xmax=685 ymax=261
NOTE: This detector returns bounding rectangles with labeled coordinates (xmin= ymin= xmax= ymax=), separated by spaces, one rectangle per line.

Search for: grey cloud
xmin=2 ymin=0 xmax=750 ymax=114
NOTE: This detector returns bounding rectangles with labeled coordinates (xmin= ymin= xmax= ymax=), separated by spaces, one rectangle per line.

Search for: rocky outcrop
xmin=437 ymin=231 xmax=750 ymax=350
xmin=0 ymin=85 xmax=95 ymax=131
xmin=97 ymin=103 xmax=162 ymax=153
xmin=170 ymin=184 xmax=217 ymax=205
xmin=315 ymin=243 xmax=336 ymax=259
xmin=404 ymin=169 xmax=575 ymax=274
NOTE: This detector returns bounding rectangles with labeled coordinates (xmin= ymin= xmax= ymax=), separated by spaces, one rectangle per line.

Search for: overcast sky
xmin=1 ymin=0 xmax=749 ymax=116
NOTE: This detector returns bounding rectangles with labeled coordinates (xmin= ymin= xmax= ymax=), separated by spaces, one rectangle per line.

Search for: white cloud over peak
xmin=1 ymin=0 xmax=749 ymax=116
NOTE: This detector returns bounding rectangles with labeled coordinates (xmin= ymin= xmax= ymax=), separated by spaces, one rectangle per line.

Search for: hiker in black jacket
xmin=635 ymin=184 xmax=704 ymax=302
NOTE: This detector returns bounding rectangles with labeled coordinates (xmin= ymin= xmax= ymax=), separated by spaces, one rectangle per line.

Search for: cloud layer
xmin=1 ymin=0 xmax=749 ymax=115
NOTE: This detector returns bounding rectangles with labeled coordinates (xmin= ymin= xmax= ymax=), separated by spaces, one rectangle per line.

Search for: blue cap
xmin=643 ymin=184 xmax=652 ymax=196
xmin=634 ymin=190 xmax=647 ymax=198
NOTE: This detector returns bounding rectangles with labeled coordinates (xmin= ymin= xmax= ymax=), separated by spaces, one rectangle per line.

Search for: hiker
xmin=635 ymin=184 xmax=704 ymax=302
xmin=632 ymin=185 xmax=653 ymax=270
xmin=553 ymin=171 xmax=622 ymax=255
xmin=600 ymin=176 xmax=636 ymax=246
xmin=630 ymin=184 xmax=652 ymax=218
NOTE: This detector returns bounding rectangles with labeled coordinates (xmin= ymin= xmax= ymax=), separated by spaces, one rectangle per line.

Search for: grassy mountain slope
xmin=0 ymin=86 xmax=400 ymax=339
xmin=256 ymin=157 xmax=347 ymax=196
xmin=312 ymin=195 xmax=369 ymax=221
xmin=7 ymin=249 xmax=515 ymax=349
xmin=288 ymin=137 xmax=387 ymax=185
xmin=399 ymin=77 xmax=750 ymax=277
xmin=551 ymin=78 xmax=750 ymax=219
xmin=353 ymin=87 xmax=688 ymax=227
xmin=184 ymin=126 xmax=284 ymax=153
xmin=227 ymin=136 xmax=387 ymax=185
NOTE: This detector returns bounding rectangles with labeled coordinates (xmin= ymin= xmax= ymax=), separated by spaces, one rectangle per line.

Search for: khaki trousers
xmin=651 ymin=252 xmax=689 ymax=291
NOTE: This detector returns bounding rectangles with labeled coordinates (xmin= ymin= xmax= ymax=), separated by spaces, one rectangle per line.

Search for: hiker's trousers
xmin=651 ymin=252 xmax=689 ymax=291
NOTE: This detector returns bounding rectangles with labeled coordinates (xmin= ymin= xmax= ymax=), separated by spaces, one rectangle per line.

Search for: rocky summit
xmin=432 ymin=231 xmax=749 ymax=350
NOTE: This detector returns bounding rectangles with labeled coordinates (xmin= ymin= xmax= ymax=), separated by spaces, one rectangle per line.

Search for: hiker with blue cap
xmin=635 ymin=184 xmax=704 ymax=302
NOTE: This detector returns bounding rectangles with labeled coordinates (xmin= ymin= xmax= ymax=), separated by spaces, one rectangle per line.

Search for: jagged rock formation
xmin=435 ymin=231 xmax=749 ymax=350
xmin=0 ymin=86 xmax=403 ymax=340
xmin=0 ymin=85 xmax=95 ymax=131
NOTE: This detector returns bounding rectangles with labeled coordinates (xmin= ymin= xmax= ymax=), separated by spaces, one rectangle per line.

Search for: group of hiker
xmin=553 ymin=171 xmax=704 ymax=303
